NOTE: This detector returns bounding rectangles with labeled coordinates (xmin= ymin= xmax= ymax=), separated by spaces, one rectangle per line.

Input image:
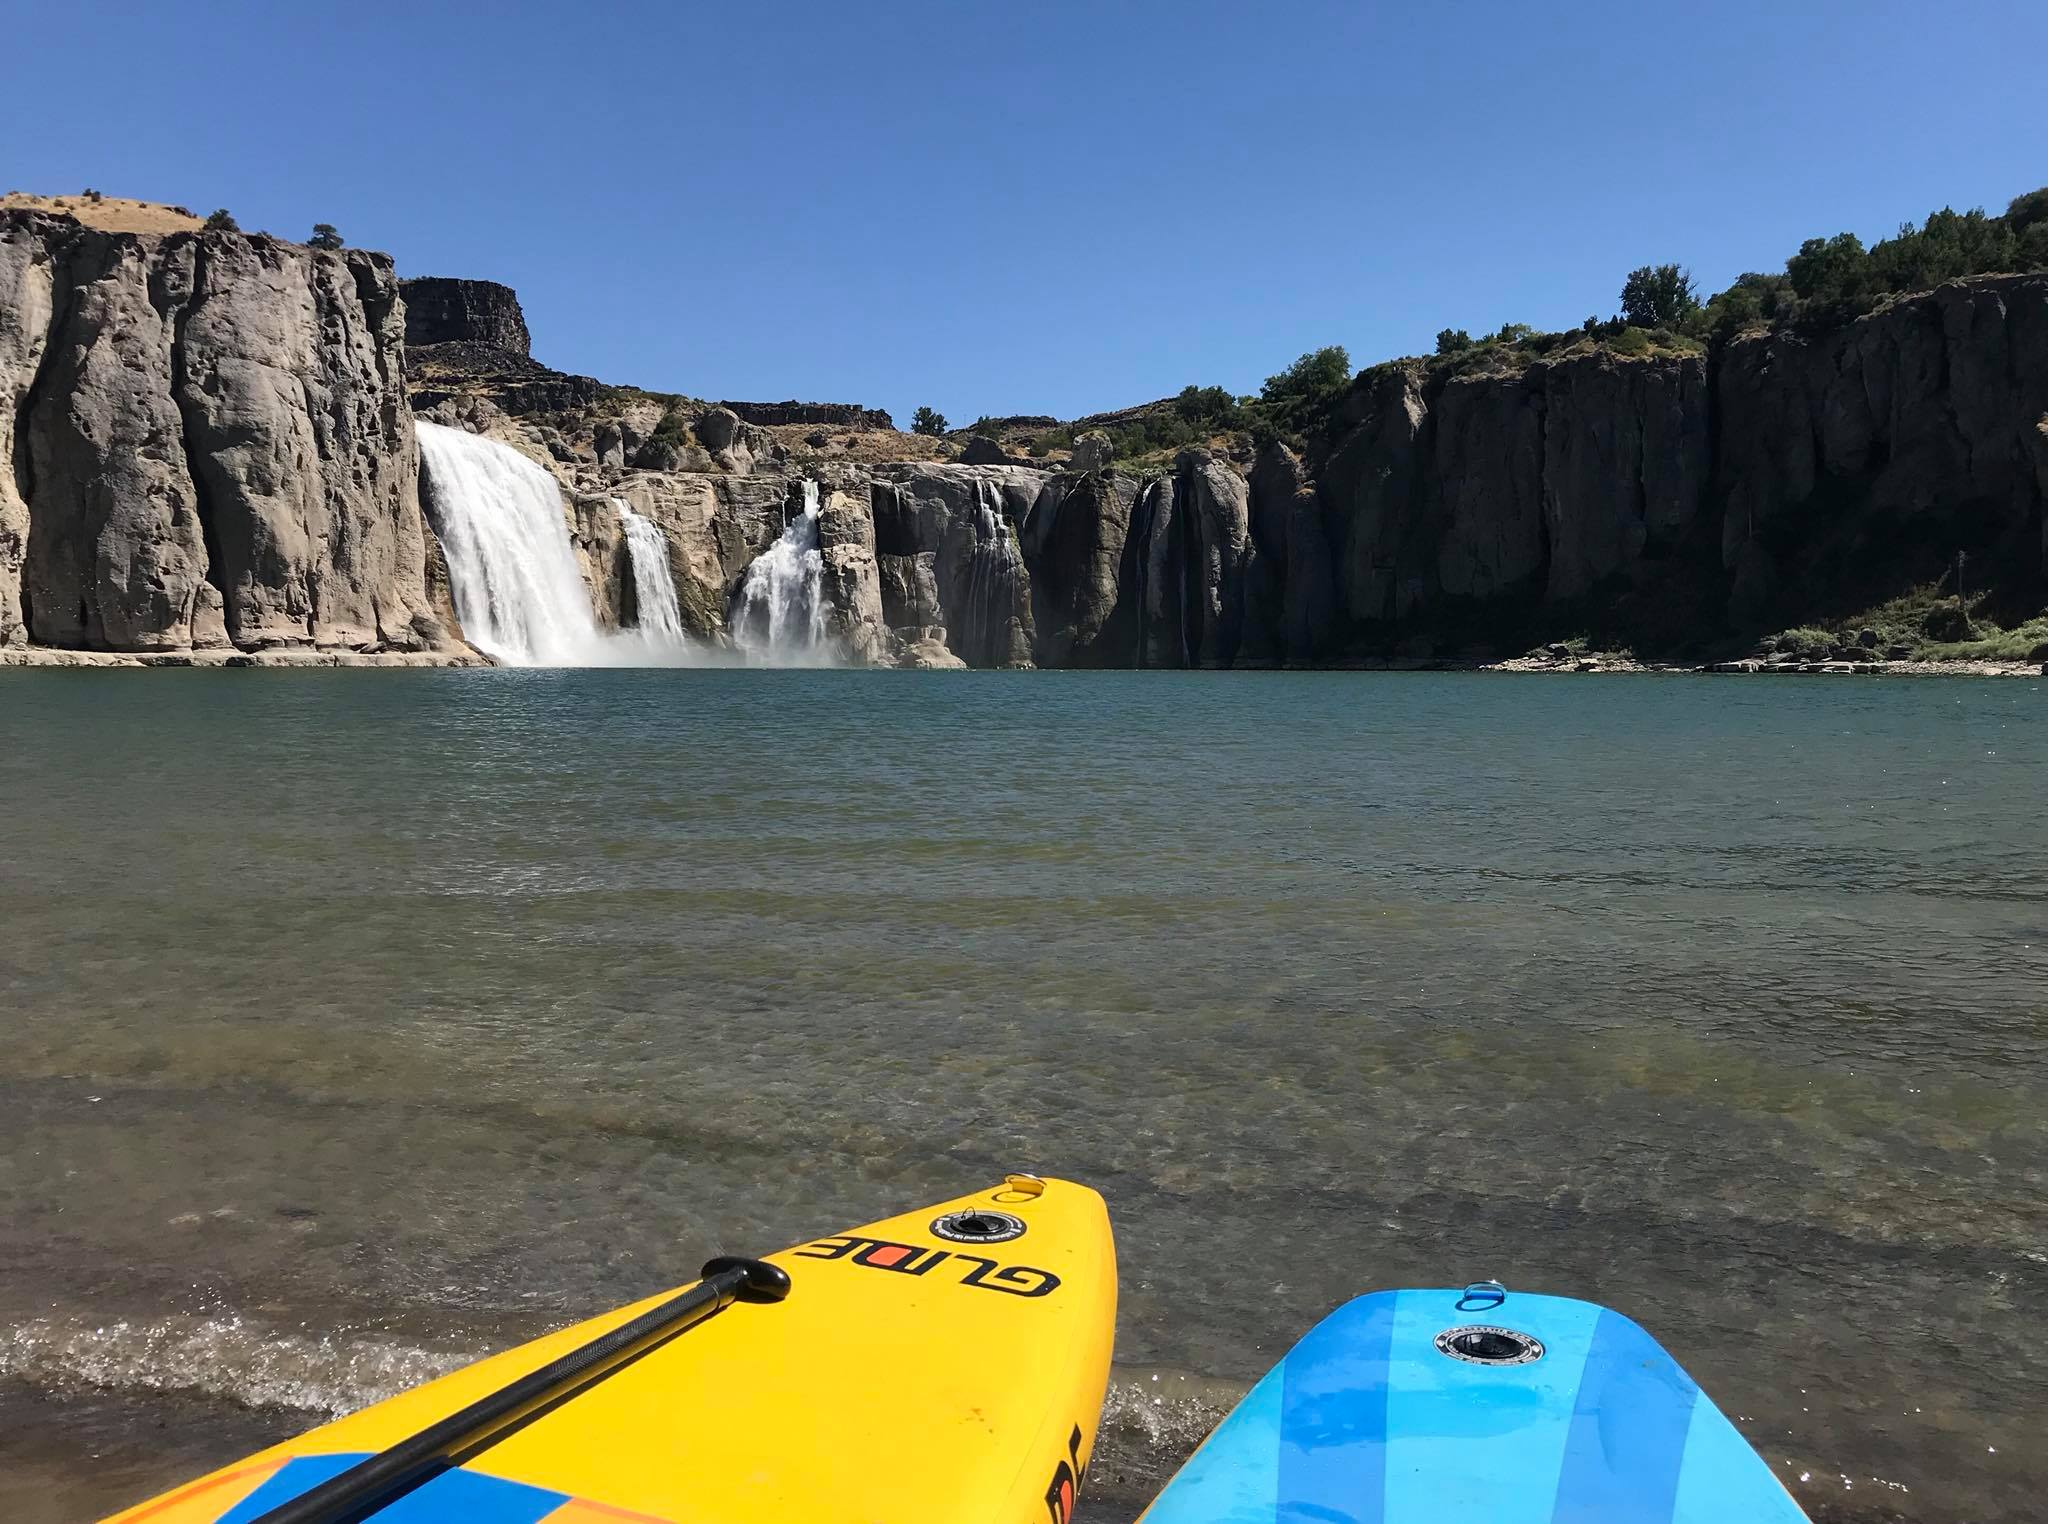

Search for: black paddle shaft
xmin=248 ymin=1256 xmax=791 ymax=1524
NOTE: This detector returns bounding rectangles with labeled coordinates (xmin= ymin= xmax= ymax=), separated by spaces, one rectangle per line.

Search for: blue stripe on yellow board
xmin=216 ymin=1454 xmax=569 ymax=1524
xmin=1275 ymin=1289 xmax=1397 ymax=1523
xmin=1380 ymin=1290 xmax=1601 ymax=1524
xmin=1549 ymin=1307 xmax=1699 ymax=1521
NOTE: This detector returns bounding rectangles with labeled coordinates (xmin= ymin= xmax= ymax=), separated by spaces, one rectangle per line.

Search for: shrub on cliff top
xmin=1257 ymin=346 xmax=1352 ymax=440
xmin=911 ymin=406 xmax=948 ymax=437
xmin=650 ymin=405 xmax=690 ymax=448
xmin=308 ymin=223 xmax=344 ymax=251
xmin=1620 ymin=264 xmax=1700 ymax=328
xmin=203 ymin=208 xmax=239 ymax=232
xmin=1172 ymin=385 xmax=1247 ymax=430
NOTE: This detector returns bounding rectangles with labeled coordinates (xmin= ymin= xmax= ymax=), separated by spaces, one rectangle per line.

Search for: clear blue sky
xmin=12 ymin=0 xmax=2046 ymax=424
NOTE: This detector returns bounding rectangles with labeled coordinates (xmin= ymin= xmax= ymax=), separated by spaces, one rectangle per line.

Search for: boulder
xmin=695 ymin=407 xmax=741 ymax=452
xmin=1069 ymin=429 xmax=1114 ymax=473
xmin=961 ymin=434 xmax=1011 ymax=466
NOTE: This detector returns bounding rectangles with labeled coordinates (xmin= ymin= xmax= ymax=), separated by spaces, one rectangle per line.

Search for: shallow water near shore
xmin=1 ymin=668 xmax=2043 ymax=1521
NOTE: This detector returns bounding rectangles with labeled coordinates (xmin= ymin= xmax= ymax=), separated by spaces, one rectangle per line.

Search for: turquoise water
xmin=1 ymin=669 xmax=2043 ymax=1521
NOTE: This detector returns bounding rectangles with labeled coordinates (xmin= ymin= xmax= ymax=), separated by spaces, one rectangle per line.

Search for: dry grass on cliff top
xmin=2 ymin=191 xmax=202 ymax=234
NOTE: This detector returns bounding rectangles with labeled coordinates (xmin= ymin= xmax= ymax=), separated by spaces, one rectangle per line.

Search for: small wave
xmin=1091 ymin=1372 xmax=1238 ymax=1490
xmin=2 ymin=1312 xmax=1242 ymax=1480
xmin=0 ymin=1314 xmax=474 ymax=1418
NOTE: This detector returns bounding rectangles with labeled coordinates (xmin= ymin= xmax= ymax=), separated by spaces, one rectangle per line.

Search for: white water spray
xmin=615 ymin=501 xmax=688 ymax=645
xmin=963 ymin=476 xmax=1021 ymax=665
xmin=417 ymin=421 xmax=607 ymax=665
xmin=418 ymin=422 xmax=712 ymax=667
xmin=730 ymin=480 xmax=833 ymax=664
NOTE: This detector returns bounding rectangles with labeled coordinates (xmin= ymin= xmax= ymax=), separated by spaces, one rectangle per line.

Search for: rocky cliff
xmin=553 ymin=273 xmax=2048 ymax=671
xmin=400 ymin=277 xmax=530 ymax=355
xmin=0 ymin=211 xmax=465 ymax=658
xmin=6 ymin=197 xmax=2041 ymax=671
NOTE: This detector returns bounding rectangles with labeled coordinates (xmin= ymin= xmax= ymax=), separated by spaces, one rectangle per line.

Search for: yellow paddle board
xmin=108 ymin=1175 xmax=1115 ymax=1524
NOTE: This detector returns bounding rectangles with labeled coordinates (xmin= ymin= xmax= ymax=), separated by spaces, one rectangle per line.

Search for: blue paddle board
xmin=1139 ymin=1284 xmax=1810 ymax=1523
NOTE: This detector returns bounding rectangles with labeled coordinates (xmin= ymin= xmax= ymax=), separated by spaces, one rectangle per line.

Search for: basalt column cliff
xmin=0 ymin=210 xmax=467 ymax=662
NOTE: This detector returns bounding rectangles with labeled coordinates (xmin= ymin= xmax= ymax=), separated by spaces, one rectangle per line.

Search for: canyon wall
xmin=6 ymin=212 xmax=2041 ymax=671
xmin=0 ymin=211 xmax=464 ymax=657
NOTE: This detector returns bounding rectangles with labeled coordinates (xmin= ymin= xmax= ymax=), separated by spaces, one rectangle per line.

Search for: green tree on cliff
xmin=308 ymin=223 xmax=344 ymax=251
xmin=911 ymin=406 xmax=948 ymax=437
xmin=1256 ymin=346 xmax=1352 ymax=440
xmin=1784 ymin=233 xmax=1868 ymax=303
xmin=203 ymin=208 xmax=239 ymax=232
xmin=1619 ymin=264 xmax=1699 ymax=327
xmin=1435 ymin=328 xmax=1474 ymax=354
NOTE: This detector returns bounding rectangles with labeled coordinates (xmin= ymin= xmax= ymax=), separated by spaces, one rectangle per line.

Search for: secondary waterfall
xmin=730 ymin=480 xmax=832 ymax=664
xmin=961 ymin=477 xmax=1021 ymax=666
xmin=417 ymin=421 xmax=607 ymax=665
xmin=615 ymin=501 xmax=688 ymax=645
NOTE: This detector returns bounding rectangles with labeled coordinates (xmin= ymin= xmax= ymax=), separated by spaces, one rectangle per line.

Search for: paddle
xmin=248 ymin=1255 xmax=792 ymax=1524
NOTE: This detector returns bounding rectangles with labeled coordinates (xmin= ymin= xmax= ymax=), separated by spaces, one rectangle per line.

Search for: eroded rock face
xmin=2 ymin=213 xmax=457 ymax=655
xmin=594 ymin=471 xmax=789 ymax=637
xmin=1540 ymin=350 xmax=1709 ymax=603
xmin=872 ymin=465 xmax=1040 ymax=667
xmin=23 ymin=232 xmax=216 ymax=650
xmin=0 ymin=217 xmax=55 ymax=646
xmin=175 ymin=236 xmax=441 ymax=649
xmin=1247 ymin=442 xmax=1335 ymax=663
xmin=1716 ymin=277 xmax=2048 ymax=607
xmin=1024 ymin=469 xmax=1137 ymax=667
xmin=817 ymin=486 xmax=890 ymax=664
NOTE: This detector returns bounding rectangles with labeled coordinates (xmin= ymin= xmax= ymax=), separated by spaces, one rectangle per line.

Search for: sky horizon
xmin=11 ymin=0 xmax=2047 ymax=426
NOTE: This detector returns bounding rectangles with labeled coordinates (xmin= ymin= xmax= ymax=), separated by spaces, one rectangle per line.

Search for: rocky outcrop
xmin=1 ymin=211 xmax=460 ymax=656
xmin=816 ymin=485 xmax=889 ymax=663
xmin=1247 ymin=442 xmax=1336 ymax=662
xmin=720 ymin=400 xmax=894 ymax=431
xmin=175 ymin=235 xmax=441 ymax=649
xmin=1069 ymin=430 xmax=1114 ymax=474
xmin=577 ymin=469 xmax=788 ymax=637
xmin=400 ymin=277 xmax=530 ymax=355
xmin=872 ymin=465 xmax=1040 ymax=667
xmin=1024 ymin=469 xmax=1137 ymax=666
xmin=1118 ymin=451 xmax=1259 ymax=668
xmin=1303 ymin=275 xmax=2047 ymax=654
xmin=1715 ymin=277 xmax=2048 ymax=622
xmin=21 ymin=229 xmax=220 ymax=651
xmin=0 ymin=217 xmax=56 ymax=645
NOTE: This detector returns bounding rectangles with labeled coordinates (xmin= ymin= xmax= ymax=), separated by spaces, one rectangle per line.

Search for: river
xmin=0 ymin=669 xmax=2041 ymax=1522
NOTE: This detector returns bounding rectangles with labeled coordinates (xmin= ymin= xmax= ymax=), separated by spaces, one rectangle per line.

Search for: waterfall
xmin=730 ymin=480 xmax=833 ymax=664
xmin=418 ymin=421 xmax=714 ymax=667
xmin=416 ymin=421 xmax=607 ymax=665
xmin=963 ymin=476 xmax=1020 ymax=666
xmin=615 ymin=501 xmax=688 ymax=645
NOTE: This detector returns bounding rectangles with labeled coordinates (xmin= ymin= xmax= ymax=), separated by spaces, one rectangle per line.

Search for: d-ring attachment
xmin=1457 ymin=1279 xmax=1508 ymax=1312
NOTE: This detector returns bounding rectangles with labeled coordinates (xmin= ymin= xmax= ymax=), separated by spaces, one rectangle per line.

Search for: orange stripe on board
xmin=544 ymin=1497 xmax=684 ymax=1523
xmin=111 ymin=1459 xmax=284 ymax=1522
